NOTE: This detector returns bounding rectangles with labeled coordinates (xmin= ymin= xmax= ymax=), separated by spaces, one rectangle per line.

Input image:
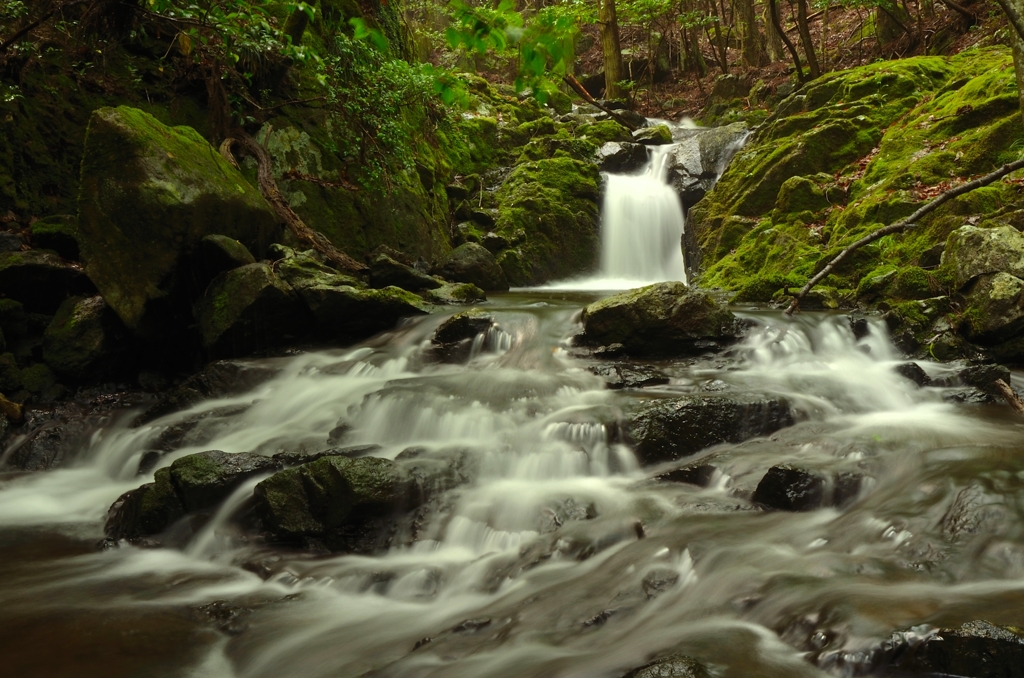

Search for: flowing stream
xmin=2 ymin=291 xmax=1024 ymax=678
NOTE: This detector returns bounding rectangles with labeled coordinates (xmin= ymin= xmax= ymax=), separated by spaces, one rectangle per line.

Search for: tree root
xmin=220 ymin=131 xmax=368 ymax=274
xmin=784 ymin=158 xmax=1024 ymax=316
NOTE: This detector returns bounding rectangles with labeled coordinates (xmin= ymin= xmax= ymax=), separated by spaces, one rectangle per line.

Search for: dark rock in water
xmin=78 ymin=106 xmax=280 ymax=338
xmin=623 ymin=653 xmax=710 ymax=678
xmin=752 ymin=466 xmax=865 ymax=511
xmin=538 ymin=497 xmax=597 ymax=532
xmin=254 ymin=456 xmax=412 ymax=551
xmin=0 ymin=250 xmax=94 ymax=313
xmin=300 ymin=284 xmax=430 ymax=341
xmin=655 ymin=465 xmax=718 ymax=487
xmin=424 ymin=282 xmax=487 ymax=305
xmin=105 ymin=467 xmax=186 ymax=540
xmin=194 ymin=600 xmax=253 ymax=636
xmin=195 ymin=263 xmax=309 ymax=357
xmin=435 ymin=243 xmax=509 ymax=291
xmin=893 ymin=362 xmax=931 ymax=387
xmin=138 ymin=403 xmax=252 ymax=473
xmin=878 ymin=620 xmax=1024 ymax=678
xmin=630 ymin=394 xmax=793 ymax=464
xmin=581 ymin=282 xmax=740 ymax=357
xmin=591 ymin=363 xmax=670 ymax=390
xmin=369 ymin=253 xmax=442 ymax=291
xmin=272 ymin=444 xmax=383 ymax=467
xmin=29 ymin=214 xmax=80 ymax=260
xmin=42 ymin=295 xmax=128 ymax=380
xmin=957 ymin=364 xmax=1011 ymax=394
xmin=133 ymin=359 xmax=279 ymax=426
xmin=430 ymin=310 xmax=495 ymax=363
xmin=641 ymin=568 xmax=680 ymax=600
xmin=596 ymin=142 xmax=649 ymax=174
xmin=848 ymin=315 xmax=870 ymax=340
xmin=168 ymin=450 xmax=281 ymax=512
xmin=943 ymin=388 xmax=999 ymax=405
xmin=0 ymin=231 xmax=22 ymax=252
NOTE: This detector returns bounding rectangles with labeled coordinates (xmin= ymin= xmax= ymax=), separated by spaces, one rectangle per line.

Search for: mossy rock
xmin=633 ymin=124 xmax=673 ymax=146
xmin=42 ymin=295 xmax=127 ymax=380
xmin=298 ymin=283 xmax=430 ymax=342
xmin=494 ymin=157 xmax=600 ymax=285
xmin=944 ymin=224 xmax=1024 ymax=290
xmin=435 ymin=243 xmax=508 ymax=291
xmin=29 ymin=215 xmax=80 ymax=261
xmin=105 ymin=467 xmax=187 ymax=540
xmin=168 ymin=450 xmax=281 ymax=512
xmin=0 ymin=250 xmax=94 ymax=313
xmin=78 ymin=107 xmax=281 ymax=337
xmin=578 ymin=119 xmax=633 ymax=145
xmin=424 ymin=282 xmax=486 ymax=305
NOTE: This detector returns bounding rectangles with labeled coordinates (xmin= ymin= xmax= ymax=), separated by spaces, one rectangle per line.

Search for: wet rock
xmin=538 ymin=497 xmax=597 ymax=532
xmin=0 ymin=249 xmax=93 ymax=313
xmin=879 ymin=620 xmax=1024 ymax=677
xmin=934 ymin=364 xmax=1011 ymax=402
xmin=481 ymin=231 xmax=509 ymax=254
xmin=424 ymin=282 xmax=487 ymax=305
xmin=105 ymin=467 xmax=186 ymax=540
xmin=665 ymin=123 xmax=748 ymax=207
xmin=630 ymin=394 xmax=792 ymax=465
xmin=596 ymin=142 xmax=649 ymax=174
xmin=254 ymin=456 xmax=414 ymax=551
xmin=0 ymin=231 xmax=22 ymax=252
xmin=29 ymin=214 xmax=80 ymax=260
xmin=42 ymin=295 xmax=128 ymax=380
xmin=195 ymin=263 xmax=309 ymax=357
xmin=168 ymin=450 xmax=281 ymax=512
xmin=435 ymin=243 xmax=509 ymax=291
xmin=369 ymin=253 xmax=441 ymax=291
xmin=274 ymin=247 xmax=362 ymax=290
xmin=591 ymin=363 xmax=670 ymax=389
xmin=78 ymin=107 xmax=280 ymax=337
xmin=194 ymin=600 xmax=253 ymax=636
xmin=301 ymin=284 xmax=430 ymax=341
xmin=450 ymin=618 xmax=491 ymax=634
xmin=960 ymin=272 xmax=1024 ymax=344
xmin=632 ymin=125 xmax=673 ymax=146
xmin=944 ymin=224 xmax=1024 ymax=289
xmin=641 ymin=568 xmax=680 ymax=600
xmin=893 ymin=362 xmax=931 ymax=387
xmin=623 ymin=653 xmax=710 ymax=678
xmin=133 ymin=359 xmax=279 ymax=426
xmin=655 ymin=464 xmax=718 ymax=487
xmin=430 ymin=311 xmax=495 ymax=363
xmin=752 ymin=466 xmax=864 ymax=511
xmin=581 ymin=282 xmax=740 ymax=357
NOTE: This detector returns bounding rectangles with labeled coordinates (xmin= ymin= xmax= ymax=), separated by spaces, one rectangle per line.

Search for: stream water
xmin=2 ymin=291 xmax=1024 ymax=678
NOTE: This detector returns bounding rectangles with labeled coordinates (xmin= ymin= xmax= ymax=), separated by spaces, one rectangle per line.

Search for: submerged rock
xmin=299 ymin=284 xmax=430 ymax=341
xmin=77 ymin=107 xmax=280 ymax=337
xmin=435 ymin=243 xmax=509 ymax=291
xmin=591 ymin=363 xmax=670 ymax=390
xmin=873 ymin=620 xmax=1024 ymax=677
xmin=105 ymin=467 xmax=185 ymax=540
xmin=752 ymin=466 xmax=864 ymax=511
xmin=195 ymin=263 xmax=308 ymax=357
xmin=623 ymin=653 xmax=710 ymax=678
xmin=168 ymin=450 xmax=281 ymax=512
xmin=581 ymin=282 xmax=740 ymax=356
xmin=630 ymin=393 xmax=793 ymax=465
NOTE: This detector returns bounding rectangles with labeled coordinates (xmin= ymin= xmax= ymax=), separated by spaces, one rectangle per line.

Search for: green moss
xmin=578 ymin=119 xmax=632 ymax=145
xmin=18 ymin=362 xmax=56 ymax=394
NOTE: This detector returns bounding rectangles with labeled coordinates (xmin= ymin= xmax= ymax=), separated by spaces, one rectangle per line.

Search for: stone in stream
xmin=105 ymin=467 xmax=186 ymax=540
xmin=423 ymin=281 xmax=487 ymax=305
xmin=591 ymin=363 xmax=670 ymax=390
xmin=632 ymin=124 xmax=674 ymax=146
xmin=168 ymin=450 xmax=281 ymax=512
xmin=429 ymin=310 xmax=495 ymax=363
xmin=623 ymin=653 xmax=710 ymax=678
xmin=752 ymin=466 xmax=864 ymax=512
xmin=655 ymin=464 xmax=718 ymax=487
xmin=434 ymin=242 xmax=509 ymax=291
xmin=629 ymin=393 xmax=793 ymax=465
xmin=77 ymin=107 xmax=280 ymax=338
xmin=195 ymin=263 xmax=310 ymax=358
xmin=369 ymin=253 xmax=442 ymax=291
xmin=870 ymin=620 xmax=1024 ymax=677
xmin=893 ymin=362 xmax=931 ymax=387
xmin=596 ymin=141 xmax=648 ymax=174
xmin=581 ymin=282 xmax=741 ymax=357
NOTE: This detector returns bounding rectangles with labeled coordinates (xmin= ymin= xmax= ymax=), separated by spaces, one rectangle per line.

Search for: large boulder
xmin=425 ymin=282 xmax=487 ymax=305
xmin=435 ymin=243 xmax=509 ymax=291
xmin=105 ymin=467 xmax=185 ymax=540
xmin=944 ymin=225 xmax=1024 ymax=290
xmin=195 ymin=263 xmax=309 ymax=357
xmin=596 ymin=142 xmax=648 ymax=174
xmin=629 ymin=393 xmax=793 ymax=465
xmin=77 ymin=107 xmax=281 ymax=337
xmin=581 ymin=282 xmax=740 ymax=356
xmin=960 ymin=272 xmax=1024 ymax=345
xmin=42 ymin=295 xmax=127 ymax=380
xmin=168 ymin=450 xmax=281 ymax=512
xmin=751 ymin=466 xmax=863 ymax=511
xmin=666 ymin=123 xmax=748 ymax=208
xmin=0 ymin=250 xmax=93 ymax=313
xmin=873 ymin=620 xmax=1024 ymax=677
xmin=369 ymin=253 xmax=441 ymax=291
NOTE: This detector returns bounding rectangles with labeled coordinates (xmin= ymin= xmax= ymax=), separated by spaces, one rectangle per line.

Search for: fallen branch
xmin=220 ymin=132 xmax=368 ymax=273
xmin=995 ymin=379 xmax=1024 ymax=415
xmin=939 ymin=0 xmax=977 ymax=23
xmin=562 ymin=74 xmax=639 ymax=132
xmin=785 ymin=158 xmax=1024 ymax=316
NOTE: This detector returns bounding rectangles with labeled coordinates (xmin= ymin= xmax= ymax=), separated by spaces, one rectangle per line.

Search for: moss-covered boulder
xmin=424 ymin=282 xmax=487 ymax=305
xmin=944 ymin=225 xmax=1024 ymax=290
xmin=42 ymin=296 xmax=127 ymax=380
xmin=369 ymin=253 xmax=441 ymax=291
xmin=105 ymin=467 xmax=186 ymax=540
xmin=435 ymin=243 xmax=508 ymax=291
xmin=580 ymin=282 xmax=739 ymax=356
xmin=168 ymin=450 xmax=281 ymax=512
xmin=632 ymin=124 xmax=673 ymax=146
xmin=691 ymin=47 xmax=1024 ymax=316
xmin=0 ymin=250 xmax=93 ymax=313
xmin=195 ymin=263 xmax=309 ymax=357
xmin=78 ymin=107 xmax=281 ymax=337
xmin=493 ymin=157 xmax=601 ymax=285
xmin=29 ymin=215 xmax=80 ymax=261
xmin=960 ymin=273 xmax=1024 ymax=344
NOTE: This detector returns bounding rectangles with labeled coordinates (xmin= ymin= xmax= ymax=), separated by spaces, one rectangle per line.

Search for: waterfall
xmin=599 ymin=145 xmax=687 ymax=286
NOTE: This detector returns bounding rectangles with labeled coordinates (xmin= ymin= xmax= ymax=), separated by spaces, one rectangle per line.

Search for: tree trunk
xmin=739 ymin=0 xmax=769 ymax=66
xmin=875 ymin=2 xmax=910 ymax=45
xmin=283 ymin=0 xmax=318 ymax=47
xmin=763 ymin=2 xmax=785 ymax=60
xmin=795 ymin=0 xmax=820 ymax=78
xmin=1010 ymin=8 xmax=1024 ymax=128
xmin=598 ymin=0 xmax=626 ymax=100
xmin=768 ymin=0 xmax=806 ymax=82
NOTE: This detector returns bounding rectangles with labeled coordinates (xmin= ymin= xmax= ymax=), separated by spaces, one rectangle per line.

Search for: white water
xmin=545 ymin=145 xmax=687 ymax=292
xmin=4 ymin=297 xmax=1024 ymax=677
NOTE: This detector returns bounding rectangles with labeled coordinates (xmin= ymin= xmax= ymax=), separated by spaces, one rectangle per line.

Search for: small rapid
xmin=2 ymin=294 xmax=1023 ymax=678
